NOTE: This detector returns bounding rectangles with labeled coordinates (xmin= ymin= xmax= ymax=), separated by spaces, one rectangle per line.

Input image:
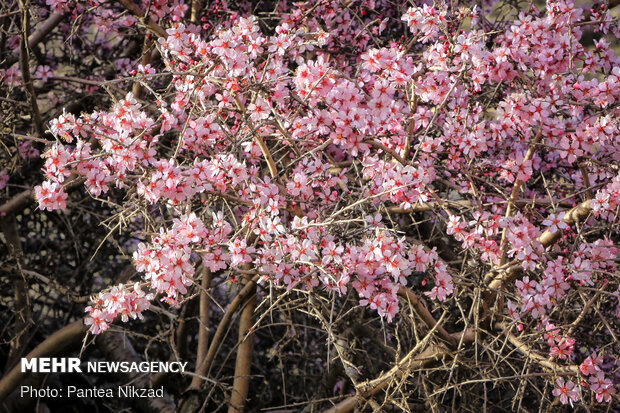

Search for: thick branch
xmin=486 ymin=199 xmax=593 ymax=292
xmin=190 ymin=0 xmax=202 ymax=24
xmin=397 ymin=286 xmax=457 ymax=348
xmin=189 ymin=267 xmax=211 ymax=389
xmin=132 ymin=35 xmax=154 ymax=99
xmin=365 ymin=139 xmax=406 ymax=166
xmin=323 ymin=344 xmax=448 ymax=413
xmin=1 ymin=12 xmax=65 ymax=69
xmin=234 ymin=95 xmax=278 ymax=179
xmin=0 ymin=320 xmax=88 ymax=403
xmin=498 ymin=128 xmax=543 ymax=266
xmin=386 ymin=198 xmax=574 ymax=214
xmin=228 ymin=273 xmax=257 ymax=413
xmin=0 ymin=175 xmax=85 ymax=215
xmin=537 ymin=199 xmax=592 ymax=247
xmin=194 ymin=275 xmax=259 ymax=379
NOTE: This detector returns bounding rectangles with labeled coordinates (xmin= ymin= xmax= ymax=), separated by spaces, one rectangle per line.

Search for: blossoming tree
xmin=1 ymin=0 xmax=618 ymax=411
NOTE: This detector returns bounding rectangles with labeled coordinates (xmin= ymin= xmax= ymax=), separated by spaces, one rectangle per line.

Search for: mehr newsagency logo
xmin=21 ymin=357 xmax=188 ymax=373
xmin=19 ymin=357 xmax=187 ymax=399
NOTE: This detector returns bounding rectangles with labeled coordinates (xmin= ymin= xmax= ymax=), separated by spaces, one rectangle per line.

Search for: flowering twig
xmin=497 ymin=322 xmax=580 ymax=375
xmin=117 ymin=0 xmax=167 ymax=38
xmin=0 ymin=174 xmax=85 ymax=215
xmin=234 ymin=95 xmax=279 ymax=180
xmin=485 ymin=199 xmax=593 ymax=296
xmin=497 ymin=127 xmax=543 ymax=266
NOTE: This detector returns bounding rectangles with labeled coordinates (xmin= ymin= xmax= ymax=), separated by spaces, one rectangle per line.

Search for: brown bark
xmin=486 ymin=199 xmax=593 ymax=293
xmin=189 ymin=267 xmax=211 ymax=389
xmin=397 ymin=286 xmax=457 ymax=348
xmin=498 ymin=128 xmax=543 ymax=266
xmin=190 ymin=0 xmax=202 ymax=24
xmin=0 ymin=320 xmax=88 ymax=403
xmin=132 ymin=35 xmax=154 ymax=99
xmin=194 ymin=275 xmax=258 ymax=379
xmin=1 ymin=12 xmax=65 ymax=69
xmin=323 ymin=344 xmax=447 ymax=413
xmin=227 ymin=276 xmax=256 ymax=413
xmin=0 ymin=175 xmax=85 ymax=215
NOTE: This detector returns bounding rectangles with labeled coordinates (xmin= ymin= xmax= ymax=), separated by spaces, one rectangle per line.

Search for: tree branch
xmin=0 ymin=320 xmax=88 ymax=403
xmin=1 ymin=12 xmax=65 ymax=69
xmin=397 ymin=286 xmax=457 ymax=348
xmin=117 ymin=0 xmax=168 ymax=38
xmin=497 ymin=322 xmax=580 ymax=375
xmin=194 ymin=275 xmax=259 ymax=381
xmin=18 ymin=0 xmax=44 ymax=136
xmin=0 ymin=175 xmax=85 ymax=215
xmin=228 ymin=271 xmax=257 ymax=413
xmin=498 ymin=128 xmax=543 ymax=266
xmin=485 ymin=199 xmax=593 ymax=292
xmin=189 ymin=267 xmax=211 ymax=389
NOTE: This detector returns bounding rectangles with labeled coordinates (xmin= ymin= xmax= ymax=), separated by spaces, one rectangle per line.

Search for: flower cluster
xmin=84 ymin=283 xmax=153 ymax=335
xmin=34 ymin=181 xmax=68 ymax=211
xmin=133 ymin=212 xmax=229 ymax=305
xmin=14 ymin=0 xmax=618 ymax=407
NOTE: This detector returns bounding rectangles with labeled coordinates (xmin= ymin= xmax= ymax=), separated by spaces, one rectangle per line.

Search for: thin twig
xmin=17 ymin=0 xmax=44 ymax=136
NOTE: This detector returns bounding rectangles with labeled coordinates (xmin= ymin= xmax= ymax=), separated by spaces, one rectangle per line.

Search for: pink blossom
xmin=35 ymin=181 xmax=68 ymax=211
xmin=552 ymin=378 xmax=579 ymax=407
xmin=589 ymin=372 xmax=616 ymax=403
xmin=542 ymin=212 xmax=568 ymax=234
xmin=35 ymin=65 xmax=53 ymax=83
